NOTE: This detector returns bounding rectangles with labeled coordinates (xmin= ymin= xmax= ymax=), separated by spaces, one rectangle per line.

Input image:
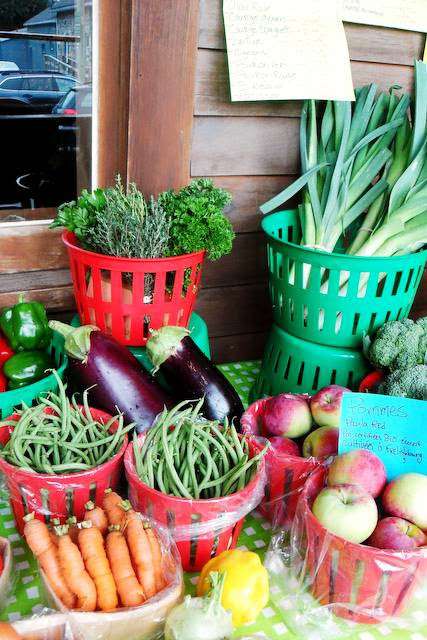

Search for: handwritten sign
xmin=223 ymin=0 xmax=355 ymax=102
xmin=339 ymin=393 xmax=427 ymax=480
xmin=342 ymin=0 xmax=427 ymax=33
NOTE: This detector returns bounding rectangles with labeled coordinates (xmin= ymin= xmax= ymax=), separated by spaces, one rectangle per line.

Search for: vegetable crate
xmin=124 ymin=438 xmax=266 ymax=572
xmin=241 ymin=398 xmax=319 ymax=527
xmin=0 ymin=333 xmax=67 ymax=419
xmin=63 ymin=231 xmax=205 ymax=347
xmin=250 ymin=324 xmax=369 ymax=399
xmin=0 ymin=408 xmax=127 ymax=535
xmin=297 ymin=467 xmax=427 ymax=624
xmin=262 ymin=210 xmax=427 ymax=348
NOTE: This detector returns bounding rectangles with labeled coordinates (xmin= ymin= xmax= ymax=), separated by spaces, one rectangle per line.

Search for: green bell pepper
xmin=0 ymin=297 xmax=52 ymax=352
xmin=3 ymin=351 xmax=53 ymax=389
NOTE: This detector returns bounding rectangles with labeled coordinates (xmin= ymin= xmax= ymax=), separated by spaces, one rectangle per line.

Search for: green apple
xmin=312 ymin=484 xmax=378 ymax=543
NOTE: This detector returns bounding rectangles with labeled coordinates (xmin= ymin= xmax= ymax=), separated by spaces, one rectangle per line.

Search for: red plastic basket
xmin=0 ymin=407 xmax=128 ymax=535
xmin=299 ymin=467 xmax=427 ymax=624
xmin=124 ymin=436 xmax=266 ymax=571
xmin=241 ymin=397 xmax=319 ymax=527
xmin=63 ymin=231 xmax=205 ymax=346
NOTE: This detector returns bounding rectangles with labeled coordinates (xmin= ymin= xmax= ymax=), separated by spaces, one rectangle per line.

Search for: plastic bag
xmin=265 ymin=465 xmax=427 ymax=639
xmin=36 ymin=519 xmax=184 ymax=640
xmin=125 ymin=434 xmax=267 ymax=571
xmin=0 ymin=534 xmax=13 ymax=609
xmin=0 ymin=413 xmax=127 ymax=537
xmin=241 ymin=397 xmax=319 ymax=528
xmin=12 ymin=609 xmax=71 ymax=640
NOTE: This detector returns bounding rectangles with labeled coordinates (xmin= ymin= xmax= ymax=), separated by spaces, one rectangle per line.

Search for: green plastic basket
xmin=250 ymin=324 xmax=369 ymax=400
xmin=71 ymin=311 xmax=211 ymax=373
xmin=0 ymin=334 xmax=68 ymax=419
xmin=262 ymin=210 xmax=427 ymax=348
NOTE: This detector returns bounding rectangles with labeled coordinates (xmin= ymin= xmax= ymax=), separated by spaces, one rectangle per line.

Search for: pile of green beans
xmin=133 ymin=399 xmax=268 ymax=499
xmin=0 ymin=370 xmax=134 ymax=475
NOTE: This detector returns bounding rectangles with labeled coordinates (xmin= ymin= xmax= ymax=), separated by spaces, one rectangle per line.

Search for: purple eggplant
xmin=49 ymin=321 xmax=173 ymax=433
xmin=146 ymin=326 xmax=244 ymax=425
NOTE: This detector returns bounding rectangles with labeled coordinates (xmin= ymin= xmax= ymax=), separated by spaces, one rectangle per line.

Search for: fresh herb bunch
xmin=52 ymin=177 xmax=170 ymax=260
xmin=52 ymin=188 xmax=106 ymax=243
xmin=158 ymin=178 xmax=234 ymax=260
xmin=52 ymin=177 xmax=234 ymax=262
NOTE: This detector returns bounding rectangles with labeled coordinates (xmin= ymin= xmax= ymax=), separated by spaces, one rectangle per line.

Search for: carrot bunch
xmin=23 ymin=490 xmax=171 ymax=613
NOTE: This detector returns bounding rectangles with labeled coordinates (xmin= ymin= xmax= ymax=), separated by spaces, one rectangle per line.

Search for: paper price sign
xmin=339 ymin=392 xmax=427 ymax=480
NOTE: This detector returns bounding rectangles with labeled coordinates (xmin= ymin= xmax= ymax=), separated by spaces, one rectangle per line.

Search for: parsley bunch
xmin=159 ymin=178 xmax=234 ymax=260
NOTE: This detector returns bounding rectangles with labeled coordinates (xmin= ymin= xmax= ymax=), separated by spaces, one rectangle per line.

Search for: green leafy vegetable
xmin=261 ymin=60 xmax=427 ymax=260
xmin=52 ymin=177 xmax=234 ymax=263
xmin=158 ymin=178 xmax=234 ymax=261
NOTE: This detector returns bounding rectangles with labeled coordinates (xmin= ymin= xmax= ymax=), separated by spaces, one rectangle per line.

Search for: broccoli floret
xmin=378 ymin=365 xmax=427 ymax=400
xmin=366 ymin=318 xmax=427 ymax=371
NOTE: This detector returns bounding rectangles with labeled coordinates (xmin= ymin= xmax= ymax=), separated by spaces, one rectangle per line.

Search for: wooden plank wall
xmin=192 ymin=0 xmax=426 ymax=361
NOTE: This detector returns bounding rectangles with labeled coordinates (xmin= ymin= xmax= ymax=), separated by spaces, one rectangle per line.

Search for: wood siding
xmin=192 ymin=0 xmax=426 ymax=361
xmin=0 ymin=1 xmax=425 ymax=364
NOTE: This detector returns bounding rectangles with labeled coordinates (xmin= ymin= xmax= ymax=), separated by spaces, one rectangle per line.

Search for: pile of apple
xmin=312 ymin=450 xmax=427 ymax=550
xmin=258 ymin=384 xmax=349 ymax=458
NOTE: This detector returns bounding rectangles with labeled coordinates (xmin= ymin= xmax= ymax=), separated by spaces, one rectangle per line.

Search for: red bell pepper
xmin=0 ymin=333 xmax=14 ymax=365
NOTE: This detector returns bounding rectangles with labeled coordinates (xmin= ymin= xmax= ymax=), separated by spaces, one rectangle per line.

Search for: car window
xmin=80 ymin=91 xmax=92 ymax=108
xmin=55 ymin=78 xmax=76 ymax=92
xmin=22 ymin=76 xmax=55 ymax=91
xmin=0 ymin=77 xmax=22 ymax=90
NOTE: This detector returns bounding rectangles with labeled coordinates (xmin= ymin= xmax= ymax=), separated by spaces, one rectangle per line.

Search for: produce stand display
xmin=0 ymin=363 xmax=426 ymax=640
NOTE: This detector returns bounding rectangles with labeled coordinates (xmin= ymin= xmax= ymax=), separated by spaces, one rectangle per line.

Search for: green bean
xmin=132 ymin=399 xmax=267 ymax=500
xmin=187 ymin=422 xmax=199 ymax=498
xmin=161 ymin=413 xmax=192 ymax=499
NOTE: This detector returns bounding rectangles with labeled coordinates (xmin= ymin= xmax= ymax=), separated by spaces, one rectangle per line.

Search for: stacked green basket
xmin=251 ymin=210 xmax=427 ymax=398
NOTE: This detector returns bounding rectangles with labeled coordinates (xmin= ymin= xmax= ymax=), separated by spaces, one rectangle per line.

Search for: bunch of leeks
xmin=261 ymin=60 xmax=427 ymax=259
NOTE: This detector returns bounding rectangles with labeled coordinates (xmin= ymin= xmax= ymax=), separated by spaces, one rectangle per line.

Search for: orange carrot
xmin=0 ymin=623 xmax=22 ymax=639
xmin=78 ymin=521 xmax=118 ymax=611
xmin=66 ymin=516 xmax=79 ymax=543
xmin=56 ymin=525 xmax=97 ymax=612
xmin=23 ymin=513 xmax=75 ymax=609
xmin=105 ymin=524 xmax=145 ymax=607
xmin=84 ymin=500 xmax=108 ymax=535
xmin=103 ymin=488 xmax=125 ymax=526
xmin=121 ymin=501 xmax=156 ymax=598
xmin=145 ymin=524 xmax=166 ymax=592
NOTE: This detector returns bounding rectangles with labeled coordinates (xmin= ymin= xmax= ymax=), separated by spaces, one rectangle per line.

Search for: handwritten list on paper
xmin=339 ymin=393 xmax=427 ymax=480
xmin=342 ymin=0 xmax=427 ymax=33
xmin=223 ymin=0 xmax=355 ymax=102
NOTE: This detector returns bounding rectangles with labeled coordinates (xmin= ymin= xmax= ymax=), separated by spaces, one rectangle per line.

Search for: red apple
xmin=269 ymin=436 xmax=300 ymax=457
xmin=312 ymin=484 xmax=378 ymax=544
xmin=367 ymin=517 xmax=427 ymax=551
xmin=310 ymin=385 xmax=350 ymax=428
xmin=302 ymin=426 xmax=339 ymax=458
xmin=382 ymin=473 xmax=427 ymax=530
xmin=261 ymin=394 xmax=312 ymax=439
xmin=327 ymin=449 xmax=386 ymax=498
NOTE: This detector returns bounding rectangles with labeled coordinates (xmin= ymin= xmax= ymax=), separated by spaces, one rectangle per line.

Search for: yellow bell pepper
xmin=197 ymin=549 xmax=269 ymax=627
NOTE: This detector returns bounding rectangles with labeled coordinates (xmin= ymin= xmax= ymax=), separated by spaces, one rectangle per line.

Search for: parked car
xmin=0 ymin=71 xmax=78 ymax=113
xmin=53 ymin=84 xmax=92 ymax=115
xmin=0 ymin=61 xmax=19 ymax=72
